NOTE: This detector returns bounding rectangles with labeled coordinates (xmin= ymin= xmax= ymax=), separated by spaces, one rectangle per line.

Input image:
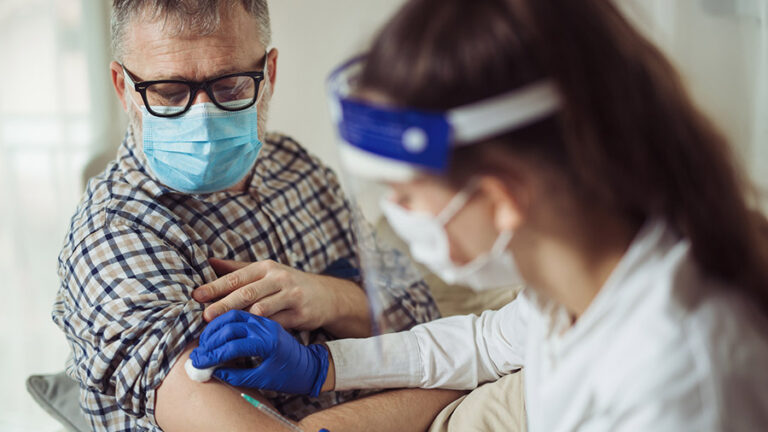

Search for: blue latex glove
xmin=190 ymin=310 xmax=329 ymax=396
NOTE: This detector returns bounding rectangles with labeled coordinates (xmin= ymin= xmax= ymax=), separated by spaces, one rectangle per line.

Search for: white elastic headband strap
xmin=448 ymin=80 xmax=561 ymax=145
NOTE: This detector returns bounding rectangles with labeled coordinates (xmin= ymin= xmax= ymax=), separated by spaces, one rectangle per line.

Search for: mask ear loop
xmin=490 ymin=230 xmax=515 ymax=254
xmin=122 ymin=66 xmax=144 ymax=112
xmin=255 ymin=47 xmax=274 ymax=106
xmin=435 ymin=178 xmax=481 ymax=225
xmin=437 ymin=179 xmax=516 ymax=255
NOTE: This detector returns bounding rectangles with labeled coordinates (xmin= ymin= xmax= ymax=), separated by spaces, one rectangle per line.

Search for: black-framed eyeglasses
xmin=122 ymin=65 xmax=266 ymax=118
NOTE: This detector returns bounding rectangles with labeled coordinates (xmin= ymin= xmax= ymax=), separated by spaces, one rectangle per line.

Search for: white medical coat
xmin=327 ymin=219 xmax=768 ymax=431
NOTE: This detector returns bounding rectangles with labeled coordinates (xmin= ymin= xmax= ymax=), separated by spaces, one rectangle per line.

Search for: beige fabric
xmin=429 ymin=372 xmax=527 ymax=432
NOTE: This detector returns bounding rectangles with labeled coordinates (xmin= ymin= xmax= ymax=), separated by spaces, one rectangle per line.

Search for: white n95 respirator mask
xmin=380 ymin=185 xmax=524 ymax=291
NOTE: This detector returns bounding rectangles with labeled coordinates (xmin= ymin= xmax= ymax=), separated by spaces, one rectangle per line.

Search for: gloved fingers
xmin=189 ymin=346 xmax=213 ymax=369
xmin=191 ymin=336 xmax=263 ymax=369
xmin=212 ymin=366 xmax=257 ymax=388
xmin=202 ymin=322 xmax=266 ymax=352
xmin=190 ymin=338 xmax=269 ymax=368
xmin=199 ymin=309 xmax=253 ymax=345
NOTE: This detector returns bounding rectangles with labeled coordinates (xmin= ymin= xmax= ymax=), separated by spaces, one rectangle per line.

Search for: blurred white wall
xmin=619 ymin=0 xmax=768 ymax=208
xmin=0 ymin=1 xmax=113 ymax=431
xmin=267 ymin=0 xmax=408 ymax=175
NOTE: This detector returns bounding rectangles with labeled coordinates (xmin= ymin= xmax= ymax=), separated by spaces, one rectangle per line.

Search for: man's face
xmin=110 ymin=3 xmax=277 ymax=158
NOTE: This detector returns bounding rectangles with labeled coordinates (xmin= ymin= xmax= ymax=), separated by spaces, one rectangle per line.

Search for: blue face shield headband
xmin=327 ymin=57 xmax=562 ymax=181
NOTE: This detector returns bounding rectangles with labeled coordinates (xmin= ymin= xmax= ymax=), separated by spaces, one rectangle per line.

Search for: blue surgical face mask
xmin=126 ymin=82 xmax=264 ymax=194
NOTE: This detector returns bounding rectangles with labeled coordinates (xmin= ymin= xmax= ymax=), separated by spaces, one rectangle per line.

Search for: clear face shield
xmin=327 ymin=56 xmax=561 ymax=336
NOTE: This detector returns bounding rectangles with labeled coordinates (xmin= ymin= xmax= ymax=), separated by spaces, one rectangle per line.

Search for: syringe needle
xmin=211 ymin=375 xmax=304 ymax=431
xmin=240 ymin=393 xmax=305 ymax=432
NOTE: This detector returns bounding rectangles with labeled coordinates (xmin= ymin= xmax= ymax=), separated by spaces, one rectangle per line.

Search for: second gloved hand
xmin=190 ymin=310 xmax=329 ymax=396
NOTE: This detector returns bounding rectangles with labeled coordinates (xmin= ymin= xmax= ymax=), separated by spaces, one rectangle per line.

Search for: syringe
xmin=212 ymin=375 xmax=305 ymax=432
xmin=240 ymin=393 xmax=305 ymax=432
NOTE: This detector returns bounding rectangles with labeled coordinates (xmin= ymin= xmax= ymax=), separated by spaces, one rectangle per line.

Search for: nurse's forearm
xmin=326 ymin=332 xmax=425 ymax=390
xmin=299 ymin=388 xmax=465 ymax=432
xmin=324 ymin=305 xmax=524 ymax=392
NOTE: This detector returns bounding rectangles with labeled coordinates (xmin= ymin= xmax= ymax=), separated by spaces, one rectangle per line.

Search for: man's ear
xmin=110 ymin=61 xmax=129 ymax=112
xmin=477 ymin=175 xmax=528 ymax=233
xmin=266 ymin=48 xmax=278 ymax=92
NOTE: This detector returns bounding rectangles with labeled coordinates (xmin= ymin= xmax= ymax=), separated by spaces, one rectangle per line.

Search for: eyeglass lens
xmin=144 ymin=75 xmax=259 ymax=116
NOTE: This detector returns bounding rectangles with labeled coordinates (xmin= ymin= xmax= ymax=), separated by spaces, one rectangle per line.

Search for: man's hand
xmin=193 ymin=258 xmax=370 ymax=337
xmin=190 ymin=310 xmax=329 ymax=396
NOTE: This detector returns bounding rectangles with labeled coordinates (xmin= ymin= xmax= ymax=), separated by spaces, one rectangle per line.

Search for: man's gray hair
xmin=111 ymin=0 xmax=272 ymax=61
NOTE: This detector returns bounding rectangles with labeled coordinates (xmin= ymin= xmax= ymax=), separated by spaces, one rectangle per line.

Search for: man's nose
xmin=190 ymin=89 xmax=214 ymax=105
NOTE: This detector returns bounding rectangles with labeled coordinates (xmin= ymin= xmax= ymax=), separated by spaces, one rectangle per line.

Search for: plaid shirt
xmin=52 ymin=130 xmax=440 ymax=431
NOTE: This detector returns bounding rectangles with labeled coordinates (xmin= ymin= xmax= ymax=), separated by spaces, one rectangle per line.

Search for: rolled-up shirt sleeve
xmin=328 ymin=296 xmax=529 ymax=391
xmin=52 ymin=220 xmax=209 ymax=428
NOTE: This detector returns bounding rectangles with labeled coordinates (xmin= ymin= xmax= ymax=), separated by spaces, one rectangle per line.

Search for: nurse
xmin=192 ymin=0 xmax=768 ymax=429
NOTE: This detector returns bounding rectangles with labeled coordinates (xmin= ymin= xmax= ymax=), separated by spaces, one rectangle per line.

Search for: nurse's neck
xmin=519 ymin=203 xmax=640 ymax=321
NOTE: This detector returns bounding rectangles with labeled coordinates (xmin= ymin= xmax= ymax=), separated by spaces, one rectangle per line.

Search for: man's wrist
xmin=317 ymin=275 xmax=371 ymax=338
xmin=319 ymin=344 xmax=336 ymax=392
xmin=317 ymin=274 xmax=345 ymax=327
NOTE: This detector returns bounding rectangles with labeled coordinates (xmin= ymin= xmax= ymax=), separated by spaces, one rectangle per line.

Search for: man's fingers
xmin=268 ymin=310 xmax=297 ymax=330
xmin=194 ymin=260 xmax=276 ymax=302
xmin=247 ymin=293 xmax=290 ymax=319
xmin=208 ymin=258 xmax=249 ymax=276
xmin=203 ymin=280 xmax=281 ymax=322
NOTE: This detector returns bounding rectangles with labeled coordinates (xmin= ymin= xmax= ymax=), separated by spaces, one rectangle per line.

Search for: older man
xmin=51 ymin=1 xmax=460 ymax=431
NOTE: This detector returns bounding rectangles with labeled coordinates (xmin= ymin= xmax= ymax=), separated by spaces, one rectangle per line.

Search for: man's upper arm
xmin=54 ymin=221 xmax=208 ymax=426
xmin=155 ymin=342 xmax=293 ymax=432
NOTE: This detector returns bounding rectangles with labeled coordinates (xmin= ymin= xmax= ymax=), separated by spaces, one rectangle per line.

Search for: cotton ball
xmin=185 ymin=359 xmax=215 ymax=383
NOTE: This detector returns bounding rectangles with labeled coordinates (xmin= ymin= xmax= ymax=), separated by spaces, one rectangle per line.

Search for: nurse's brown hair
xmin=359 ymin=0 xmax=768 ymax=310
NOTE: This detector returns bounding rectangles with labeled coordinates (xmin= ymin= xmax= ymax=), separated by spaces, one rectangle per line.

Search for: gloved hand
xmin=190 ymin=310 xmax=329 ymax=396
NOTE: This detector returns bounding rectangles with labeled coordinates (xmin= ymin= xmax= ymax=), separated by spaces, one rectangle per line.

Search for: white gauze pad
xmin=185 ymin=359 xmax=215 ymax=383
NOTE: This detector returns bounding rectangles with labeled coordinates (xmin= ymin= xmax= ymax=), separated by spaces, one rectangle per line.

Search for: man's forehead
xmin=122 ymin=5 xmax=265 ymax=81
